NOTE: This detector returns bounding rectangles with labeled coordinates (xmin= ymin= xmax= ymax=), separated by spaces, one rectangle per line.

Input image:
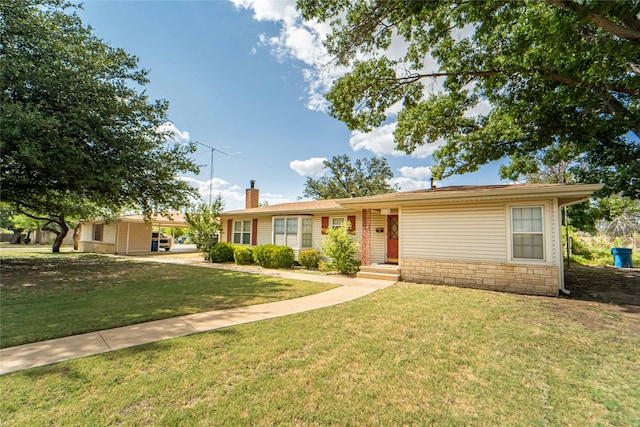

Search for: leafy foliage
xmin=302 ymin=155 xmax=397 ymax=200
xmin=1 ymin=0 xmax=199 ymax=251
xmin=185 ymin=196 xmax=224 ymax=259
xmin=321 ymin=223 xmax=360 ymax=274
xmin=233 ymin=246 xmax=254 ymax=265
xmin=210 ymin=242 xmax=235 ymax=263
xmin=299 ymin=248 xmax=322 ymax=269
xmin=252 ymin=245 xmax=296 ymax=269
xmin=298 ymin=0 xmax=640 ymax=198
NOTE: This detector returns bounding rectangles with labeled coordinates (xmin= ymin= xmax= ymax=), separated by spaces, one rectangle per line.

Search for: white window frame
xmin=510 ymin=206 xmax=545 ymax=261
xmin=331 ymin=217 xmax=346 ymax=229
xmin=92 ymin=224 xmax=103 ymax=242
xmin=272 ymin=216 xmax=313 ymax=248
xmin=233 ymin=220 xmax=252 ymax=245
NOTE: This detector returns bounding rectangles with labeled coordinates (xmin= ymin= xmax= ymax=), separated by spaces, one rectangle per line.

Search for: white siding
xmin=127 ymin=223 xmax=152 ymax=253
xmin=104 ymin=224 xmax=117 ymax=244
xmin=401 ymin=203 xmax=507 ymax=262
xmin=256 ymin=217 xmax=272 ymax=246
xmin=370 ymin=212 xmax=386 ymax=264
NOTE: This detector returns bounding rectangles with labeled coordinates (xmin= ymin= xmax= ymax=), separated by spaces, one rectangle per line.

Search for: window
xmin=302 ymin=218 xmax=312 ymax=247
xmin=331 ymin=217 xmax=345 ymax=228
xmin=274 ymin=218 xmax=285 ymax=234
xmin=233 ymin=220 xmax=251 ymax=245
xmin=511 ymin=207 xmax=544 ymax=260
xmin=273 ymin=216 xmax=310 ymax=247
xmin=92 ymin=224 xmax=103 ymax=241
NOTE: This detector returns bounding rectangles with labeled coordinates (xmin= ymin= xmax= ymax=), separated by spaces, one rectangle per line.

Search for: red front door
xmin=387 ymin=215 xmax=398 ymax=263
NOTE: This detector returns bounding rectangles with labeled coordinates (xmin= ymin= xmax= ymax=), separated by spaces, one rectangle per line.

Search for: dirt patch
xmin=565 ymin=264 xmax=640 ymax=307
xmin=557 ymin=265 xmax=640 ymax=334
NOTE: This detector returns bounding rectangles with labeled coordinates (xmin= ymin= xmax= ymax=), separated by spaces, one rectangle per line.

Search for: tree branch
xmin=546 ymin=0 xmax=640 ymax=42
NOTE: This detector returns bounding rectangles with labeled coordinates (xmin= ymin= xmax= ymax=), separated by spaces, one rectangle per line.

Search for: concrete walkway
xmin=1 ymin=259 xmax=395 ymax=375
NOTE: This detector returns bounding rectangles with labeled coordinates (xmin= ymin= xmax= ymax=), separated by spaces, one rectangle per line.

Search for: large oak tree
xmin=302 ymin=155 xmax=397 ymax=199
xmin=1 ymin=0 xmax=199 ymax=252
xmin=298 ymin=0 xmax=640 ymax=198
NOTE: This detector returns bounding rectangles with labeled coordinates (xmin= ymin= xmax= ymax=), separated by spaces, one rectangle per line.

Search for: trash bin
xmin=611 ymin=247 xmax=633 ymax=268
xmin=151 ymin=239 xmax=159 ymax=252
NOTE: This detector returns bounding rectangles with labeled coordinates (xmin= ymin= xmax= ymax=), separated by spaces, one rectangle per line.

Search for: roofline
xmin=219 ymin=183 xmax=604 ymax=216
xmin=337 ymin=183 xmax=604 ymax=209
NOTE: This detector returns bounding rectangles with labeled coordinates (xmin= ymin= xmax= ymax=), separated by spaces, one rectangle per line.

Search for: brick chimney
xmin=246 ymin=180 xmax=259 ymax=209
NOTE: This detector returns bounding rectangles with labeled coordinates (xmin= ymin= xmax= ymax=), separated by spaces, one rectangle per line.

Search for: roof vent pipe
xmin=430 ymin=177 xmax=435 ymax=189
xmin=350 ymin=192 xmax=356 ymax=198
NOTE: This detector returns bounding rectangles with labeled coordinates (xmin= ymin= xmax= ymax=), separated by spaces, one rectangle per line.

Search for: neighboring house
xmin=78 ymin=213 xmax=187 ymax=254
xmin=220 ymin=181 xmax=602 ymax=296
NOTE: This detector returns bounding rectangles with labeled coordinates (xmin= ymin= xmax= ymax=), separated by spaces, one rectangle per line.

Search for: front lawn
xmin=0 ymin=252 xmax=335 ymax=348
xmin=1 ymin=282 xmax=638 ymax=425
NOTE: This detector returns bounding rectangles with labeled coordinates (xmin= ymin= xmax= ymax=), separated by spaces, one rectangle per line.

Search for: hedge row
xmin=209 ymin=243 xmax=323 ymax=270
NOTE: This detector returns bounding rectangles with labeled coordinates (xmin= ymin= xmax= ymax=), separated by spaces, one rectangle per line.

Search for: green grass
xmin=0 ymin=251 xmax=335 ymax=348
xmin=1 ymin=284 xmax=638 ymax=425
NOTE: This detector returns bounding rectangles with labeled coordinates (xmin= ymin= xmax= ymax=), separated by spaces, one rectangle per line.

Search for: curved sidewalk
xmin=0 ymin=263 xmax=394 ymax=375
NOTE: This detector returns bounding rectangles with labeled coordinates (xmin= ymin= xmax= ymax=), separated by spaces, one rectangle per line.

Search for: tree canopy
xmin=1 ymin=0 xmax=199 ymax=251
xmin=185 ymin=196 xmax=224 ymax=260
xmin=298 ymin=0 xmax=640 ymax=198
xmin=302 ymin=155 xmax=397 ymax=200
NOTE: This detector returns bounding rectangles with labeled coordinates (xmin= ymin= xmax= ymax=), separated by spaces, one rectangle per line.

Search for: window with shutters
xmin=233 ymin=220 xmax=252 ymax=245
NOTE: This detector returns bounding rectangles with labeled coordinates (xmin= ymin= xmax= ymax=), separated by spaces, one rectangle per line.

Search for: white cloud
xmin=411 ymin=138 xmax=447 ymax=159
xmin=157 ymin=122 xmax=190 ymax=143
xmin=349 ymin=123 xmax=404 ymax=157
xmin=289 ymin=157 xmax=327 ymax=176
xmin=261 ymin=192 xmax=296 ymax=206
xmin=389 ymin=176 xmax=433 ymax=192
xmin=398 ymin=166 xmax=432 ymax=179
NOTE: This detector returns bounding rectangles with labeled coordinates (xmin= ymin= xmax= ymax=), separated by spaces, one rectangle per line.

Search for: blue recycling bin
xmin=611 ymin=247 xmax=633 ymax=268
xmin=151 ymin=239 xmax=159 ymax=252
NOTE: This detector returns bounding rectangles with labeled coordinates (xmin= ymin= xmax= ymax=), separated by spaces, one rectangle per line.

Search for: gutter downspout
xmin=557 ymin=197 xmax=591 ymax=296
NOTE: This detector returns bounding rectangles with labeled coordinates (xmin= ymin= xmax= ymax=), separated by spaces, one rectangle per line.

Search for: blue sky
xmin=78 ymin=0 xmax=509 ymax=211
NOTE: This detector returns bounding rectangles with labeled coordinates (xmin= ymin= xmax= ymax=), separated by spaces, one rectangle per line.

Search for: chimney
xmin=246 ymin=180 xmax=259 ymax=209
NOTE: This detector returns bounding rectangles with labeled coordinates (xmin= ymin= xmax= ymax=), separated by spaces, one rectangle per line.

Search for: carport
xmin=78 ymin=213 xmax=189 ymax=255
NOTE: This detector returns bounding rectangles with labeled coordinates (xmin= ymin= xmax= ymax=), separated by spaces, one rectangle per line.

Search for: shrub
xmin=252 ymin=244 xmax=295 ymax=268
xmin=299 ymin=248 xmax=322 ymax=269
xmin=252 ymin=244 xmax=275 ymax=267
xmin=322 ymin=223 xmax=360 ymax=274
xmin=234 ymin=246 xmax=254 ymax=265
xmin=210 ymin=242 xmax=235 ymax=263
xmin=271 ymin=246 xmax=295 ymax=269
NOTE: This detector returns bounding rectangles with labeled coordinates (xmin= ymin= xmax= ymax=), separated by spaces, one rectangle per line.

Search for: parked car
xmin=152 ymin=232 xmax=172 ymax=251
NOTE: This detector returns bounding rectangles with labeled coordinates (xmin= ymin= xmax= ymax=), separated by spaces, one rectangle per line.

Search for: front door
xmin=387 ymin=215 xmax=398 ymax=263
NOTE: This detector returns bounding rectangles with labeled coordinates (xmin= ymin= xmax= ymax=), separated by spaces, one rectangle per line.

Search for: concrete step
xmin=356 ymin=271 xmax=401 ymax=281
xmin=359 ymin=264 xmax=401 ymax=274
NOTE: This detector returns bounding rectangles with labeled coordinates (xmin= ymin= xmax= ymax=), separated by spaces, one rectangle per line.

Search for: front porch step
xmin=357 ymin=264 xmax=401 ymax=281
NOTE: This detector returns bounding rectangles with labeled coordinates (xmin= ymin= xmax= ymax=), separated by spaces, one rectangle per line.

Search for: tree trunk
xmin=73 ymin=225 xmax=80 ymax=250
xmin=52 ymin=222 xmax=68 ymax=253
xmin=10 ymin=228 xmax=24 ymax=244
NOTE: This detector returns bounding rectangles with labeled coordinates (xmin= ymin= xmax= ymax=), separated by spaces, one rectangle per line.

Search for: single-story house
xmin=78 ymin=213 xmax=188 ymax=254
xmin=220 ymin=181 xmax=602 ymax=296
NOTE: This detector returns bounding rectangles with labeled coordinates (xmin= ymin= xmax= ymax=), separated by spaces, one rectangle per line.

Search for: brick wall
xmin=400 ymin=258 xmax=559 ymax=296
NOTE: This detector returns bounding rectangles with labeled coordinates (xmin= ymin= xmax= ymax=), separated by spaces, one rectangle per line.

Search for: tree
xmin=302 ymin=155 xmax=397 ymax=199
xmin=298 ymin=0 xmax=640 ymax=198
xmin=185 ymin=196 xmax=224 ymax=260
xmin=321 ymin=222 xmax=360 ymax=274
xmin=1 ymin=0 xmax=199 ymax=252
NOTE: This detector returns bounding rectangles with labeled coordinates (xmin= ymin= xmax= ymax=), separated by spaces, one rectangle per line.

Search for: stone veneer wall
xmin=79 ymin=241 xmax=116 ymax=254
xmin=400 ymin=258 xmax=559 ymax=296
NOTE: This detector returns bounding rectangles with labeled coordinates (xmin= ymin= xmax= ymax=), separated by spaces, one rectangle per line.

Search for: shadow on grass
xmin=564 ymin=264 xmax=640 ymax=312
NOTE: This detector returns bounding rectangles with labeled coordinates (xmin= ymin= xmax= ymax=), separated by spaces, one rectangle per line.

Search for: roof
xmin=221 ymin=183 xmax=604 ymax=216
xmin=221 ymin=199 xmax=350 ymax=217
xmin=84 ymin=213 xmax=189 ymax=228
